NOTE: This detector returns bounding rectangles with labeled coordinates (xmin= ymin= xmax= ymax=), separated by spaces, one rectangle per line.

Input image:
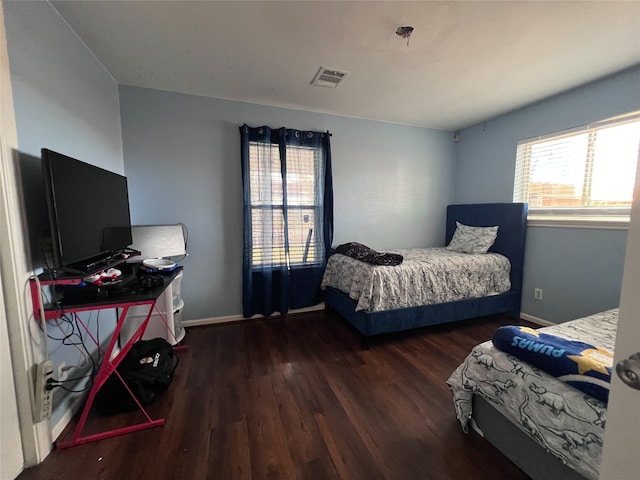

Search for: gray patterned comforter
xmin=320 ymin=247 xmax=511 ymax=312
xmin=447 ymin=309 xmax=618 ymax=480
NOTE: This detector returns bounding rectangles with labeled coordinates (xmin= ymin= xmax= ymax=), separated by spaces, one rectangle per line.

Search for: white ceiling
xmin=51 ymin=1 xmax=640 ymax=130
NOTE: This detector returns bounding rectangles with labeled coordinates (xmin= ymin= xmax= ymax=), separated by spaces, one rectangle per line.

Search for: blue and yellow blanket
xmin=492 ymin=325 xmax=613 ymax=403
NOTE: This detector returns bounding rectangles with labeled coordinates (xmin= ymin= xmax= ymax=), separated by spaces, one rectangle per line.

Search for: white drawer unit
xmin=121 ymin=270 xmax=185 ymax=345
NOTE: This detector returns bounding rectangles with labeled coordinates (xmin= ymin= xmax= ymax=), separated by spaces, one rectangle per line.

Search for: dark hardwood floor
xmin=18 ymin=311 xmax=533 ymax=480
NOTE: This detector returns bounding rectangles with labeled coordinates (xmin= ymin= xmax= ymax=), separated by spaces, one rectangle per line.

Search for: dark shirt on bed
xmin=334 ymin=242 xmax=403 ymax=266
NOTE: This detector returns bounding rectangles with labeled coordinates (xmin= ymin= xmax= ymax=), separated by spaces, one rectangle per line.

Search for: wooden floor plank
xmin=18 ymin=311 xmax=532 ymax=480
xmin=208 ymin=420 xmax=252 ymax=480
xmin=245 ymin=374 xmax=298 ymax=479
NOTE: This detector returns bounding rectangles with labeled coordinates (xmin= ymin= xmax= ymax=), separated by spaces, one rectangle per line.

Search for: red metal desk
xmin=30 ymin=267 xmax=183 ymax=449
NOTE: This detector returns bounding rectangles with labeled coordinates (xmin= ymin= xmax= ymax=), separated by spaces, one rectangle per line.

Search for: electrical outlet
xmin=534 ymin=288 xmax=543 ymax=301
xmin=34 ymin=360 xmax=54 ymax=422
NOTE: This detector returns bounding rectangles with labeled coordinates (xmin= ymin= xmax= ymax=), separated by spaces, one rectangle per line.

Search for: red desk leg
xmin=56 ymin=302 xmax=164 ymax=449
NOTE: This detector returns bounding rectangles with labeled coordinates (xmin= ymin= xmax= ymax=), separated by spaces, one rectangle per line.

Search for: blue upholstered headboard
xmin=445 ymin=203 xmax=528 ymax=293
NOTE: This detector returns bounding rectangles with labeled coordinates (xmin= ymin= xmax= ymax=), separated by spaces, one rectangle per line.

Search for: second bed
xmin=322 ymin=202 xmax=528 ymax=345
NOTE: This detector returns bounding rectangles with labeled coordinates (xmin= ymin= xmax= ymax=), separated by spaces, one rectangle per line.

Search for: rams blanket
xmin=492 ymin=325 xmax=613 ymax=403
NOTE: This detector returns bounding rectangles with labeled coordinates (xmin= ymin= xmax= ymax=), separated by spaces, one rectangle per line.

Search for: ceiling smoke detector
xmin=311 ymin=67 xmax=349 ymax=88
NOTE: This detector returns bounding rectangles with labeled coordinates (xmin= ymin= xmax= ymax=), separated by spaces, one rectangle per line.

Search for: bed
xmin=322 ymin=202 xmax=528 ymax=345
xmin=447 ymin=309 xmax=618 ymax=480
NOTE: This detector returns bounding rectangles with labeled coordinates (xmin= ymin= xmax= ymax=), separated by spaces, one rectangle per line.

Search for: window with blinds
xmin=249 ymin=142 xmax=321 ymax=267
xmin=513 ymin=112 xmax=640 ymax=220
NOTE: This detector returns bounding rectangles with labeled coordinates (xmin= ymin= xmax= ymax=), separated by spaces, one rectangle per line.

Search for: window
xmin=513 ymin=111 xmax=640 ymax=226
xmin=248 ymin=142 xmax=323 ymax=267
xmin=240 ymin=124 xmax=333 ymax=318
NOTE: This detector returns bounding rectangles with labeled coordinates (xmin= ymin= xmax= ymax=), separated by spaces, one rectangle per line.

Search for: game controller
xmin=84 ymin=268 xmax=122 ymax=285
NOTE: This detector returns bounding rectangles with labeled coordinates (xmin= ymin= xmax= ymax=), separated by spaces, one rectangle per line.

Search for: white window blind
xmin=514 ymin=112 xmax=640 ymax=221
xmin=249 ymin=142 xmax=321 ymax=267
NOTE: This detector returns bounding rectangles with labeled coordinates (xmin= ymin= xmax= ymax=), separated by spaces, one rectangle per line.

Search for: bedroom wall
xmin=454 ymin=65 xmax=640 ymax=323
xmin=4 ymin=0 xmax=124 ymax=430
xmin=119 ymin=85 xmax=455 ymax=321
xmin=4 ymin=2 xmax=123 ymax=172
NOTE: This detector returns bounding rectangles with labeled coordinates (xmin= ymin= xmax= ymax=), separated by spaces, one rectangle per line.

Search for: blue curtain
xmin=240 ymin=124 xmax=333 ymax=318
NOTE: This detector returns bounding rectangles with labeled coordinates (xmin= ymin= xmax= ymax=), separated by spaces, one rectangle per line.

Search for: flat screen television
xmin=42 ymin=148 xmax=133 ymax=274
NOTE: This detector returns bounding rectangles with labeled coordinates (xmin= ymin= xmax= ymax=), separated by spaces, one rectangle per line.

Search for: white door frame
xmin=1 ymin=0 xmax=51 ymax=467
xmin=599 ymin=155 xmax=640 ymax=478
xmin=0 ymin=265 xmax=22 ymax=480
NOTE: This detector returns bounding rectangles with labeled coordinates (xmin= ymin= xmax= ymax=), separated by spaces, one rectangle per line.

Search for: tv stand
xmin=44 ymin=259 xmax=127 ymax=282
xmin=83 ymin=248 xmax=140 ymax=273
xmin=43 ymin=248 xmax=142 ymax=280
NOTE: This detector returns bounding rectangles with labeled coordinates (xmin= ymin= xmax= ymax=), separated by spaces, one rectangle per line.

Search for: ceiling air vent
xmin=311 ymin=67 xmax=349 ymax=88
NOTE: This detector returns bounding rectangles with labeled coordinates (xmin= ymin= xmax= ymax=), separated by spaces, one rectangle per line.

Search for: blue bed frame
xmin=325 ymin=203 xmax=528 ymax=346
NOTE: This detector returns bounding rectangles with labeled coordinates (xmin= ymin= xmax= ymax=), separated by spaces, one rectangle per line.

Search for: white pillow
xmin=446 ymin=222 xmax=499 ymax=254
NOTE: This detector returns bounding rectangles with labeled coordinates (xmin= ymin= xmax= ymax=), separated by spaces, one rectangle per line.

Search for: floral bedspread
xmin=447 ymin=309 xmax=618 ymax=480
xmin=320 ymin=247 xmax=511 ymax=312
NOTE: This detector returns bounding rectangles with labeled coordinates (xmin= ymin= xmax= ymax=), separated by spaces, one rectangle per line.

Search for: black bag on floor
xmin=95 ymin=337 xmax=178 ymax=415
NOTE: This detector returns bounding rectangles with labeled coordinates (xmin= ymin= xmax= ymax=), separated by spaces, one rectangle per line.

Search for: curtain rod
xmin=241 ymin=124 xmax=331 ymax=136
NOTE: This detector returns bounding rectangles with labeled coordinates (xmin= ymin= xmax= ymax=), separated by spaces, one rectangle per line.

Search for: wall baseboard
xmin=182 ymin=303 xmax=326 ymax=328
xmin=520 ymin=312 xmax=555 ymax=326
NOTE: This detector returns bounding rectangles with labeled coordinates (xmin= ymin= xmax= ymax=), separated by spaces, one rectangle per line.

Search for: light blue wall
xmin=119 ymin=86 xmax=455 ymax=320
xmin=4 ymin=1 xmax=123 ymax=427
xmin=4 ymin=1 xmax=123 ymax=172
xmin=455 ymin=66 xmax=640 ymax=322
